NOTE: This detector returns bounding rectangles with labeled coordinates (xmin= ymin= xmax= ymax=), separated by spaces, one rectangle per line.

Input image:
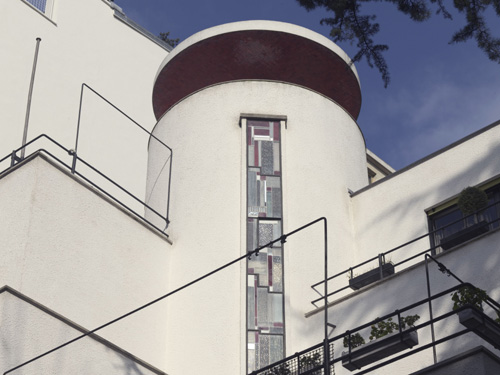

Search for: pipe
xmin=21 ymin=37 xmax=42 ymax=159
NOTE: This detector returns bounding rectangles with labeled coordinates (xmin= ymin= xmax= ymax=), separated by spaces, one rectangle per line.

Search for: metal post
xmin=424 ymin=254 xmax=465 ymax=365
xmin=378 ymin=253 xmax=384 ymax=280
xmin=21 ymin=37 xmax=42 ymax=159
xmin=424 ymin=256 xmax=438 ymax=364
xmin=323 ymin=218 xmax=329 ymax=375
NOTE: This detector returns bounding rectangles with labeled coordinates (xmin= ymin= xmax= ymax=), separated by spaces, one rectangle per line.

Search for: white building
xmin=1 ymin=1 xmax=499 ymax=375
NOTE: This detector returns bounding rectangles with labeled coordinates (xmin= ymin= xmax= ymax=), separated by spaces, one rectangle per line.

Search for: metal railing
xmin=252 ymin=282 xmax=500 ymax=375
xmin=310 ymin=202 xmax=500 ymax=306
xmin=0 ymin=134 xmax=169 ymax=236
xmin=76 ymin=83 xmax=173 ymax=229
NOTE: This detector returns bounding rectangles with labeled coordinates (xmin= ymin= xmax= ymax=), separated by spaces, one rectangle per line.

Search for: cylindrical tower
xmin=147 ymin=21 xmax=367 ymax=375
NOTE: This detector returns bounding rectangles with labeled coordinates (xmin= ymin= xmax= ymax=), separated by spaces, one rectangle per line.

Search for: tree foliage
xmin=296 ymin=0 xmax=500 ymax=87
xmin=158 ymin=31 xmax=180 ymax=48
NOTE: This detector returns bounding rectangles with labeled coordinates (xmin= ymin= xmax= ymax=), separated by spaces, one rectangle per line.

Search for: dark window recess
xmin=429 ymin=184 xmax=500 ymax=252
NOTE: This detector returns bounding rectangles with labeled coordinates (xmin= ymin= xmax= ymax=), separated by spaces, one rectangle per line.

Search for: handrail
xmin=0 ymin=134 xmax=169 ymax=236
xmin=310 ymin=201 xmax=500 ymax=306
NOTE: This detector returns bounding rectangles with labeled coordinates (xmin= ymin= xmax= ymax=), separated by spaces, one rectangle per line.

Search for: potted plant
xmin=298 ymin=352 xmax=322 ymax=375
xmin=440 ymin=186 xmax=489 ymax=250
xmin=343 ymin=332 xmax=366 ymax=349
xmin=342 ymin=315 xmax=419 ymax=370
xmin=452 ymin=286 xmax=500 ymax=348
xmin=348 ymin=261 xmax=395 ymax=290
xmin=266 ymin=362 xmax=291 ymax=375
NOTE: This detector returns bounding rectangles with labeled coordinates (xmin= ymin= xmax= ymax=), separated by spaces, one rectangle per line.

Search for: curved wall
xmin=152 ymin=21 xmax=362 ymax=120
xmin=147 ymin=20 xmax=368 ymax=375
xmin=146 ymin=80 xmax=367 ymax=374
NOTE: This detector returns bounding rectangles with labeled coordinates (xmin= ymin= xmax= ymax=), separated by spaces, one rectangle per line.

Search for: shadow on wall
xmin=291 ymin=229 xmax=500 ymax=373
xmin=353 ymin=135 xmax=500 ymax=260
xmin=112 ymin=351 xmax=160 ymax=375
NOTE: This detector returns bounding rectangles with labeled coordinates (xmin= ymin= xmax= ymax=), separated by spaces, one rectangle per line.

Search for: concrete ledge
xmin=410 ymin=346 xmax=500 ymax=375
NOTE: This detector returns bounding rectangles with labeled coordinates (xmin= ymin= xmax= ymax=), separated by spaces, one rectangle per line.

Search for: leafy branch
xmin=296 ymin=0 xmax=500 ymax=86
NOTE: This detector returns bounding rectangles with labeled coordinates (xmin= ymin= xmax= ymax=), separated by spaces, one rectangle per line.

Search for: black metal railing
xmin=252 ymin=282 xmax=500 ymax=375
xmin=310 ymin=202 xmax=500 ymax=306
xmin=0 ymin=134 xmax=169 ymax=236
xmin=76 ymin=83 xmax=173 ymax=228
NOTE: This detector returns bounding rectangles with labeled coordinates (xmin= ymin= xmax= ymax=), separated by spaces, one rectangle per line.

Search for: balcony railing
xmin=310 ymin=203 xmax=500 ymax=307
xmin=251 ymin=282 xmax=500 ymax=375
xmin=0 ymin=134 xmax=169 ymax=236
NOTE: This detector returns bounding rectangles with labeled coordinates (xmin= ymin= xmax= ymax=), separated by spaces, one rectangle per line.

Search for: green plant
xmin=267 ymin=363 xmax=291 ymax=375
xmin=369 ymin=315 xmax=420 ymax=340
xmin=452 ymin=286 xmax=500 ymax=326
xmin=451 ymin=286 xmax=488 ymax=311
xmin=299 ymin=352 xmax=322 ymax=374
xmin=343 ymin=332 xmax=366 ymax=348
xmin=457 ymin=187 xmax=488 ymax=217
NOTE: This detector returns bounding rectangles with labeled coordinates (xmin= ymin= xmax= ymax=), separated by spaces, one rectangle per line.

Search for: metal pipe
xmin=21 ymin=37 xmax=41 ymax=159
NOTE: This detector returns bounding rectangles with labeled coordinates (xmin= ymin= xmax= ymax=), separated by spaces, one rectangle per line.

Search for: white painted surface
xmin=305 ymin=229 xmax=500 ymax=375
xmin=0 ymin=156 xmax=171 ymax=370
xmin=146 ymin=79 xmax=367 ymax=374
xmin=351 ymin=123 xmax=500 ymax=266
xmin=1 ymin=0 xmax=168 ymax=210
xmin=0 ymin=290 xmax=165 ymax=375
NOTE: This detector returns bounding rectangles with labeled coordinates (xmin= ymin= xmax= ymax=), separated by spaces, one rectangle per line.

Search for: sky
xmin=115 ymin=0 xmax=500 ymax=170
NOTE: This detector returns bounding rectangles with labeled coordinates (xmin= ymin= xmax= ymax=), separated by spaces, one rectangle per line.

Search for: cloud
xmin=366 ymin=58 xmax=500 ymax=169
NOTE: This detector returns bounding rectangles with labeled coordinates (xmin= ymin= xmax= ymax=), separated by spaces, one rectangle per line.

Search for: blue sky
xmin=115 ymin=0 xmax=500 ymax=170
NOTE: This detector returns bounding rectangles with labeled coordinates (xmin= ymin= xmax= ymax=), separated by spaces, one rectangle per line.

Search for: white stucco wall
xmin=0 ymin=289 xmax=166 ymax=375
xmin=0 ymin=155 xmax=171 ymax=370
xmin=351 ymin=122 xmax=500 ymax=269
xmin=146 ymin=79 xmax=368 ymax=374
xmin=1 ymin=0 xmax=168 ymax=211
xmin=304 ymin=229 xmax=500 ymax=375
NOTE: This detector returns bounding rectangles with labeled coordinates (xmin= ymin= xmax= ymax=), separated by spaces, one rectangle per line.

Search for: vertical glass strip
xmin=247 ymin=119 xmax=284 ymax=373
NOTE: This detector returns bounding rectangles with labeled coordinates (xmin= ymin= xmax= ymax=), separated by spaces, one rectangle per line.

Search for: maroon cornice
xmin=152 ymin=30 xmax=361 ymax=120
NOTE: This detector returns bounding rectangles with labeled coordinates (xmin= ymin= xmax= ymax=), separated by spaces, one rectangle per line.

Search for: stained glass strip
xmin=247 ymin=119 xmax=284 ymax=372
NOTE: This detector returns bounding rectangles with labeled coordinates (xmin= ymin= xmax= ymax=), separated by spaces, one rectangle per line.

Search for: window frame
xmin=427 ymin=180 xmax=500 ymax=253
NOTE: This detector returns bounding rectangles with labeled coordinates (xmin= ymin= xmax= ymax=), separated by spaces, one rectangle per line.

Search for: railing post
xmin=425 ymin=255 xmax=438 ymax=364
xmin=69 ymin=149 xmax=77 ymax=174
xmin=378 ymin=253 xmax=384 ymax=280
xmin=10 ymin=150 xmax=17 ymax=167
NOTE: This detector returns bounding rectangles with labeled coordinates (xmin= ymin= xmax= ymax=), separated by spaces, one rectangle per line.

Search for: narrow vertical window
xmin=246 ymin=119 xmax=284 ymax=372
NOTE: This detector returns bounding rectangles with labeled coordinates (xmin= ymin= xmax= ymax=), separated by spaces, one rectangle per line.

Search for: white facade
xmin=1 ymin=2 xmax=500 ymax=375
xmin=1 ymin=0 xmax=169 ymax=207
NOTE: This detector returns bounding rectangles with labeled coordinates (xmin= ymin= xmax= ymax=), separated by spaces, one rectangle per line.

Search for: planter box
xmin=440 ymin=221 xmax=489 ymax=250
xmin=349 ymin=263 xmax=395 ymax=290
xmin=458 ymin=307 xmax=500 ymax=349
xmin=342 ymin=330 xmax=418 ymax=371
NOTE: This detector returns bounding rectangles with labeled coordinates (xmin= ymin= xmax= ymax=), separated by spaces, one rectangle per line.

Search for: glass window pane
xmin=247 ymin=119 xmax=284 ymax=371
